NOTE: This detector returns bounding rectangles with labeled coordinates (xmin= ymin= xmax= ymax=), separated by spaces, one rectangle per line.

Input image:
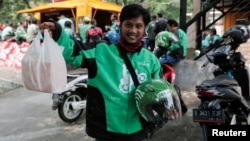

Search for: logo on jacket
xmin=119 ymin=64 xmax=147 ymax=93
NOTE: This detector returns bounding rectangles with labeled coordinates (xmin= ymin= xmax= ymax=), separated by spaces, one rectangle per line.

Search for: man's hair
xmin=210 ymin=27 xmax=217 ymax=35
xmin=8 ymin=22 xmax=13 ymax=27
xmin=152 ymin=15 xmax=156 ymax=20
xmin=31 ymin=18 xmax=38 ymax=24
xmin=111 ymin=13 xmax=118 ymax=20
xmin=64 ymin=21 xmax=72 ymax=28
xmin=90 ymin=19 xmax=97 ymax=25
xmin=120 ymin=4 xmax=150 ymax=26
xmin=157 ymin=12 xmax=163 ymax=18
xmin=167 ymin=19 xmax=179 ymax=27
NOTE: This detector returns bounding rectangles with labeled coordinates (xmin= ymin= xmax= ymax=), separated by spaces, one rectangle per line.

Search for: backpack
xmin=86 ymin=27 xmax=102 ymax=43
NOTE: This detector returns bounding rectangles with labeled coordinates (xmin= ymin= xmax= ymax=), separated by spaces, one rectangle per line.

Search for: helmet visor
xmin=144 ymin=89 xmax=182 ymax=125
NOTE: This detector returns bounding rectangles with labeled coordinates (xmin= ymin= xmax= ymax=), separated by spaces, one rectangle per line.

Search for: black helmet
xmin=222 ymin=25 xmax=250 ymax=45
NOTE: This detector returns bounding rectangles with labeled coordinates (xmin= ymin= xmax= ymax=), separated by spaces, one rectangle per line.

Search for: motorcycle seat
xmin=67 ymin=72 xmax=88 ymax=78
xmin=244 ymin=96 xmax=250 ymax=105
xmin=201 ymin=74 xmax=238 ymax=87
xmin=67 ymin=69 xmax=88 ymax=77
xmin=67 ymin=70 xmax=88 ymax=83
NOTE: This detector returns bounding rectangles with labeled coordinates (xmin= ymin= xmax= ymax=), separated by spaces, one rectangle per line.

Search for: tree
xmin=0 ymin=0 xmax=193 ymax=28
xmin=0 ymin=0 xmax=47 ymax=25
xmin=106 ymin=0 xmax=193 ymax=22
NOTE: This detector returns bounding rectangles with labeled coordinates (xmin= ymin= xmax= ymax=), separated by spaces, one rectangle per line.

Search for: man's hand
xmin=165 ymin=108 xmax=180 ymax=120
xmin=105 ymin=25 xmax=110 ymax=31
xmin=39 ymin=22 xmax=56 ymax=37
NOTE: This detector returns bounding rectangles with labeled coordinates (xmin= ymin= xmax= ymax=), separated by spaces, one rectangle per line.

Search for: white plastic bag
xmin=21 ymin=29 xmax=67 ymax=93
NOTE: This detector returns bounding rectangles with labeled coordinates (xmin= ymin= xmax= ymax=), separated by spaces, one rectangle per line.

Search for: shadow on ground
xmin=149 ymin=91 xmax=203 ymax=141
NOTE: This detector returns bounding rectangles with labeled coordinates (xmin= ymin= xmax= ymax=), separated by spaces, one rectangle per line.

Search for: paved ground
xmin=0 ymin=66 xmax=22 ymax=94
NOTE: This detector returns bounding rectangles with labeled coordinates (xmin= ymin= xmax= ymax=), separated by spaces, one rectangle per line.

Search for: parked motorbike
xmin=193 ymin=25 xmax=250 ymax=141
xmin=52 ymin=69 xmax=88 ymax=123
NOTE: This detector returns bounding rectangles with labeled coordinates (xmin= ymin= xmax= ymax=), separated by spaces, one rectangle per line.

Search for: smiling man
xmin=40 ymin=4 xmax=161 ymax=141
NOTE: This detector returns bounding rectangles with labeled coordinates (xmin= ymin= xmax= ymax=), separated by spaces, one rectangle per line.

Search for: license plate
xmin=193 ymin=109 xmax=224 ymax=123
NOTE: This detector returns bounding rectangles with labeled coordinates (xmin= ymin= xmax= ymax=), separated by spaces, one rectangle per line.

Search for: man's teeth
xmin=129 ymin=35 xmax=136 ymax=39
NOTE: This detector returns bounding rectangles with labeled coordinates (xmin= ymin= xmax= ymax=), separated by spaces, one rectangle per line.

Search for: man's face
xmin=110 ymin=15 xmax=115 ymax=21
xmin=120 ymin=16 xmax=145 ymax=44
xmin=26 ymin=16 xmax=31 ymax=22
xmin=167 ymin=24 xmax=173 ymax=32
xmin=23 ymin=22 xmax=28 ymax=28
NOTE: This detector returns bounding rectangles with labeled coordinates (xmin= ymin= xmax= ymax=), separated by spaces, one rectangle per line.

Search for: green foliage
xmin=0 ymin=0 xmax=193 ymax=26
xmin=107 ymin=0 xmax=193 ymax=22
xmin=0 ymin=0 xmax=47 ymax=25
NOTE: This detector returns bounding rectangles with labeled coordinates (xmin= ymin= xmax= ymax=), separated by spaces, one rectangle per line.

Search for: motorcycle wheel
xmin=174 ymin=85 xmax=188 ymax=114
xmin=58 ymin=91 xmax=85 ymax=123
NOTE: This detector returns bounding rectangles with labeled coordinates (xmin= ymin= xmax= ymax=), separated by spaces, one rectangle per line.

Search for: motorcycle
xmin=160 ymin=61 xmax=188 ymax=115
xmin=192 ymin=25 xmax=250 ymax=141
xmin=52 ymin=69 xmax=88 ymax=123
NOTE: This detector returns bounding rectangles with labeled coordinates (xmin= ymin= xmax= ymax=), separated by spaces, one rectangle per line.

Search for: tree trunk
xmin=115 ymin=0 xmax=119 ymax=4
xmin=122 ymin=0 xmax=127 ymax=5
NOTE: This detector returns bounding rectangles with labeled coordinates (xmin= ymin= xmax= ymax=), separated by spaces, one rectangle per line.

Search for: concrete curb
xmin=0 ymin=78 xmax=23 ymax=94
xmin=0 ymin=66 xmax=23 ymax=94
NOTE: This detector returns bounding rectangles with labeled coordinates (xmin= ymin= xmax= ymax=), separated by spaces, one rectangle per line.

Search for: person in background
xmin=146 ymin=15 xmax=157 ymax=51
xmin=1 ymin=22 xmax=14 ymax=41
xmin=105 ymin=13 xmax=119 ymax=33
xmin=58 ymin=15 xmax=74 ymax=32
xmin=26 ymin=18 xmax=39 ymax=44
xmin=79 ymin=16 xmax=91 ymax=43
xmin=25 ymin=15 xmax=32 ymax=26
xmin=40 ymin=4 xmax=169 ymax=141
xmin=202 ymin=28 xmax=210 ymax=40
xmin=201 ymin=27 xmax=222 ymax=50
xmin=158 ymin=19 xmax=188 ymax=65
xmin=154 ymin=12 xmax=167 ymax=35
xmin=64 ymin=20 xmax=74 ymax=39
xmin=86 ymin=19 xmax=103 ymax=43
xmin=0 ymin=23 xmax=5 ymax=37
xmin=15 ymin=21 xmax=27 ymax=44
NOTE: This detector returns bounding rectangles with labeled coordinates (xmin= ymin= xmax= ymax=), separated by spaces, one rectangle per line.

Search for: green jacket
xmin=202 ymin=34 xmax=222 ymax=48
xmin=169 ymin=29 xmax=188 ymax=58
xmin=1 ymin=26 xmax=14 ymax=41
xmin=15 ymin=26 xmax=26 ymax=41
xmin=54 ymin=22 xmax=161 ymax=140
xmin=110 ymin=21 xmax=120 ymax=33
xmin=79 ymin=24 xmax=91 ymax=43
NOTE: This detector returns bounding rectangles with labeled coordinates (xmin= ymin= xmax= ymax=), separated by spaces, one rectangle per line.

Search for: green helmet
xmin=155 ymin=31 xmax=179 ymax=48
xmin=135 ymin=79 xmax=181 ymax=126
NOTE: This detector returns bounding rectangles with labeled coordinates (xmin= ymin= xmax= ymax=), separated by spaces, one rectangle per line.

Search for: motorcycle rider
xmin=154 ymin=30 xmax=180 ymax=59
xmin=40 ymin=4 xmax=178 ymax=141
xmin=156 ymin=19 xmax=188 ymax=65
